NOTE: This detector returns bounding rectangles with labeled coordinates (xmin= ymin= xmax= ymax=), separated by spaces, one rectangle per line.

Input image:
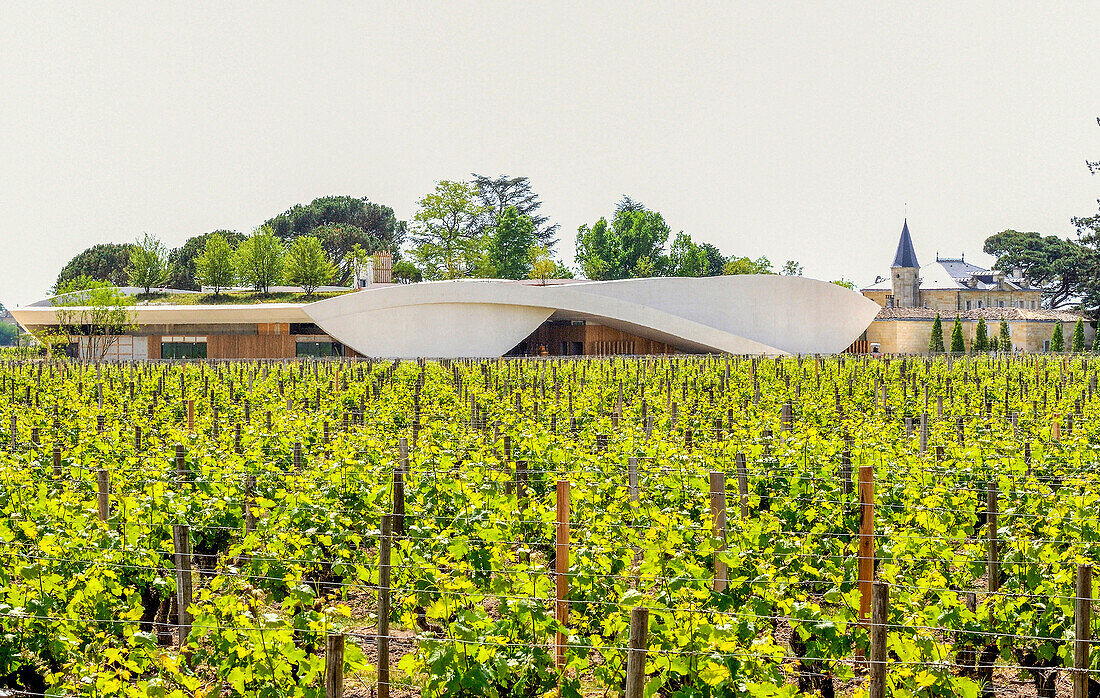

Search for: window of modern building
xmin=295 ymin=341 xmax=343 ymax=358
xmin=572 ymin=341 xmax=583 ymax=356
xmin=161 ymin=336 xmax=207 ymax=359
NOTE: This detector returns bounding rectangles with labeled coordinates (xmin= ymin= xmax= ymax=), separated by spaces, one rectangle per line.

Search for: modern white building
xmin=11 ymin=276 xmax=880 ymax=359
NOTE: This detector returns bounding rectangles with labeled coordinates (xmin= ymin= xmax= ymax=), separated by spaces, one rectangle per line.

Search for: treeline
xmin=53 ymin=174 xmax=822 ymax=295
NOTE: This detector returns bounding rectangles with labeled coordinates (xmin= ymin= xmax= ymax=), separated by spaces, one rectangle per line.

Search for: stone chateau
xmin=858 ymin=221 xmax=1090 ymax=353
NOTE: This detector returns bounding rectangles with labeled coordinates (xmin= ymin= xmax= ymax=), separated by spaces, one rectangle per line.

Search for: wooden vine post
xmin=172 ymin=523 xmax=193 ymax=649
xmin=858 ymin=464 xmax=875 ymax=625
xmin=1075 ymin=564 xmax=1092 ymax=698
xmin=556 ymin=480 xmax=571 ymax=672
xmin=625 ymin=606 xmax=649 ymax=698
xmin=709 ymin=471 xmax=728 ymax=592
xmin=735 ymin=452 xmax=749 ymax=519
xmin=325 ymin=633 xmax=344 ymax=698
xmin=628 ymin=456 xmax=639 ymax=504
xmin=987 ymin=480 xmax=999 ymax=595
xmin=186 ymin=399 xmax=194 ymax=433
xmin=377 ymin=514 xmax=392 ymax=698
xmin=869 ymin=582 xmax=888 ymax=698
xmin=96 ymin=469 xmax=110 ymax=522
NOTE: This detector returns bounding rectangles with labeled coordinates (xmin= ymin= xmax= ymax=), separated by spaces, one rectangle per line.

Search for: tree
xmin=51 ymin=278 xmax=136 ymax=361
xmin=664 ymin=232 xmax=708 ymax=277
xmin=574 ymin=198 xmax=670 ymax=280
xmin=831 ymin=279 xmax=857 ymax=290
xmin=1094 ymin=322 xmax=1100 ymax=351
xmin=194 ymin=233 xmax=237 ymax=296
xmin=1051 ymin=322 xmax=1065 ymax=352
xmin=1072 ymin=318 xmax=1086 ymax=352
xmin=487 ymin=207 xmax=536 ymax=279
xmin=127 ymin=233 xmax=169 ymax=295
xmin=392 ymin=260 xmax=422 ymax=284
xmin=929 ymin=313 xmax=945 ymax=353
xmin=723 ymin=256 xmax=773 ymax=275
xmin=167 ymin=230 xmax=245 ymax=290
xmin=951 ymin=316 xmax=965 ymax=353
xmin=0 ymin=322 xmax=17 ymax=347
xmin=972 ymin=317 xmax=989 ymax=352
xmin=983 ymin=230 xmax=1090 ymax=308
xmin=410 ymin=181 xmax=489 ymax=280
xmin=471 ymin=174 xmax=559 ymax=248
xmin=999 ymin=320 xmax=1012 ymax=352
xmin=699 ymin=243 xmax=726 ymax=277
xmin=781 ymin=260 xmax=804 ymax=276
xmin=285 ymin=236 xmax=336 ymax=296
xmin=236 ymin=227 xmax=285 ymax=294
xmin=265 ymin=196 xmax=405 ymax=284
xmin=54 ymin=243 xmax=135 ymax=290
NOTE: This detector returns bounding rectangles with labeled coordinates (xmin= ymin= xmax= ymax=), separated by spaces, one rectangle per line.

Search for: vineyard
xmin=3 ymin=354 xmax=1100 ymax=697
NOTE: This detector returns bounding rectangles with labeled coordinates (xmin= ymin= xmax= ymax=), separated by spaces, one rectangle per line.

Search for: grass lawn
xmin=134 ymin=290 xmax=351 ymax=305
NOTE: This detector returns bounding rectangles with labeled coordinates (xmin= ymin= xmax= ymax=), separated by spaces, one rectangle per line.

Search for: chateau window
xmin=966 ymin=301 xmax=971 ymax=310
xmin=977 ymin=301 xmax=983 ymax=308
xmin=999 ymin=301 xmax=1005 ymax=308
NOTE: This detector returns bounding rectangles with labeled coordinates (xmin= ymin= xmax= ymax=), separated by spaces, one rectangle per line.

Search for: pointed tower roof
xmin=891 ymin=219 xmax=919 ymax=268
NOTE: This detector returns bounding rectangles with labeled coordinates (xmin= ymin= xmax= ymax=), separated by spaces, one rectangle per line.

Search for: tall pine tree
xmin=1072 ymin=318 xmax=1085 ymax=352
xmin=999 ymin=320 xmax=1012 ymax=352
xmin=951 ymin=316 xmax=965 ymax=353
xmin=929 ymin=313 xmax=945 ymax=353
xmin=1051 ymin=322 xmax=1065 ymax=352
xmin=973 ymin=317 xmax=989 ymax=353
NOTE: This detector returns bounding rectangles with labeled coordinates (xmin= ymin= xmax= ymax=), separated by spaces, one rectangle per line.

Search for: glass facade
xmin=161 ymin=341 xmax=207 ymax=359
xmin=295 ymin=341 xmax=342 ymax=358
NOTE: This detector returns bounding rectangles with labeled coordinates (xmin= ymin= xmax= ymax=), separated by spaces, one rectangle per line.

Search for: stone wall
xmin=866 ymin=318 xmax=1093 ymax=354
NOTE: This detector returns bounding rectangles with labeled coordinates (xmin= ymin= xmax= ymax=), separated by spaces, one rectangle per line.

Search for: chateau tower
xmin=890 ymin=220 xmax=920 ymax=308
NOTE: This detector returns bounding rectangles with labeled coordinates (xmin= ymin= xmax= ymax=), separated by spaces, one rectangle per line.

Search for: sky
xmin=1 ymin=2 xmax=1098 ymax=307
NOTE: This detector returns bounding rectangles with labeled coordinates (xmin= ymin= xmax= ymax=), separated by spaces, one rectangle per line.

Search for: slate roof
xmin=891 ymin=220 xmax=919 ymax=268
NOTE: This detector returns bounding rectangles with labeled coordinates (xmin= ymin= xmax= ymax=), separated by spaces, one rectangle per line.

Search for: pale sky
xmin=1 ymin=2 xmax=1098 ymax=307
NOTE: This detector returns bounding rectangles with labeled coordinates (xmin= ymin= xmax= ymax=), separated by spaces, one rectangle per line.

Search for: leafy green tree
xmin=392 ymin=260 xmax=423 ymax=284
xmin=54 ymin=243 xmax=135 ymax=290
xmin=264 ymin=196 xmax=405 ymax=284
xmin=471 ymin=174 xmax=558 ymax=247
xmin=950 ymin=316 xmax=965 ymax=353
xmin=929 ymin=313 xmax=945 ymax=353
xmin=575 ymin=198 xmax=670 ymax=280
xmin=1094 ymin=322 xmax=1100 ymax=351
xmin=52 ymin=278 xmax=136 ymax=360
xmin=167 ymin=230 xmax=245 ymax=290
xmin=699 ymin=243 xmax=726 ymax=277
xmin=781 ymin=260 xmax=803 ymax=276
xmin=487 ymin=207 xmax=536 ymax=279
xmin=983 ymin=230 xmax=1090 ymax=308
xmin=722 ymin=256 xmax=773 ymax=275
xmin=0 ymin=322 xmax=17 ymax=347
xmin=664 ymin=232 xmax=708 ymax=277
xmin=285 ymin=236 xmax=336 ymax=296
xmin=127 ymin=233 xmax=169 ymax=295
xmin=972 ymin=317 xmax=989 ymax=352
xmin=830 ymin=279 xmax=857 ymax=290
xmin=194 ymin=233 xmax=237 ymax=296
xmin=999 ymin=320 xmax=1012 ymax=352
xmin=235 ymin=227 xmax=285 ymax=294
xmin=410 ymin=181 xmax=489 ymax=280
xmin=1072 ymin=317 xmax=1085 ymax=352
xmin=1050 ymin=322 xmax=1065 ymax=352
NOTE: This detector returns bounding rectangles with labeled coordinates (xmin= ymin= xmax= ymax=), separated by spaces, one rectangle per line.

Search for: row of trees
xmin=124 ymin=229 xmax=402 ymax=297
xmin=928 ymin=313 xmax=1093 ymax=353
xmin=54 ymin=196 xmax=406 ymax=293
xmin=54 ymin=177 xmax=819 ymax=293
